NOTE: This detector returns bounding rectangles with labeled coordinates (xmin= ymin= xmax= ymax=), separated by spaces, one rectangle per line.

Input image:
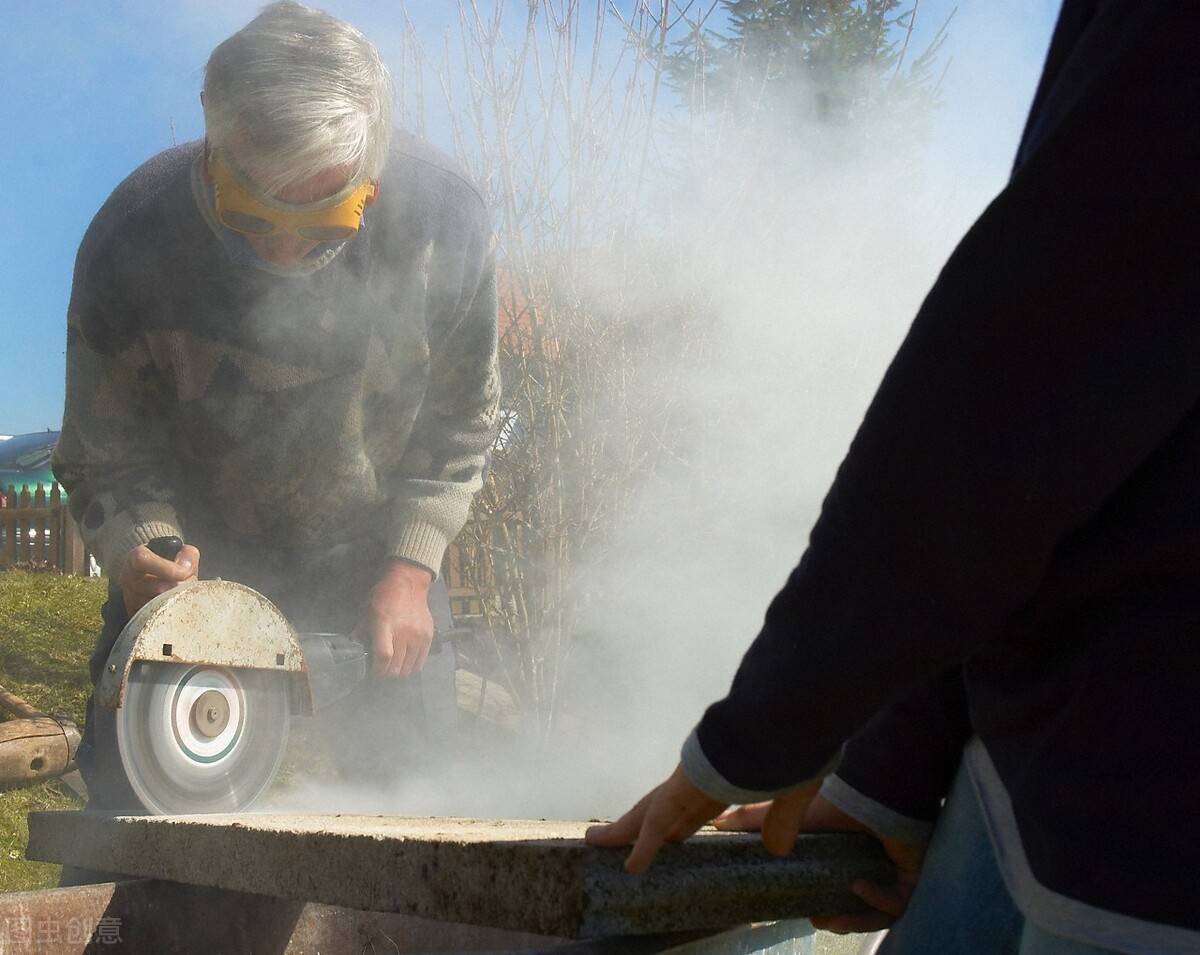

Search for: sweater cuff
xmin=820 ymin=774 xmax=936 ymax=844
xmin=92 ymin=510 xmax=184 ymax=577
xmin=680 ymin=728 xmax=784 ymax=804
xmin=388 ymin=518 xmax=450 ymax=579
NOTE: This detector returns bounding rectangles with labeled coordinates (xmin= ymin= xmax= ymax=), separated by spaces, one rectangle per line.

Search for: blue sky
xmin=0 ymin=0 xmax=1060 ymax=435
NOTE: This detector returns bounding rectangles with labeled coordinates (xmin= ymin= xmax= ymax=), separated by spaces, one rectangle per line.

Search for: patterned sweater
xmin=53 ymin=136 xmax=499 ymax=577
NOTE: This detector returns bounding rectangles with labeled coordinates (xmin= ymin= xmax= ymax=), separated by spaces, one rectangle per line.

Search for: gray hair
xmin=203 ymin=1 xmax=393 ymax=195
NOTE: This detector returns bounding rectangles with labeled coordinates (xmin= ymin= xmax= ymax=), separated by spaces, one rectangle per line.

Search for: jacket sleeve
xmin=681 ymin=4 xmax=1200 ymax=801
xmin=819 ymin=668 xmax=971 ymax=842
xmin=52 ymin=244 xmax=186 ymax=575
xmin=384 ymin=210 xmax=501 ymax=576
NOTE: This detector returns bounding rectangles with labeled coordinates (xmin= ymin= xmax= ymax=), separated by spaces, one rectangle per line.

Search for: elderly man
xmin=53 ymin=2 xmax=498 ymax=813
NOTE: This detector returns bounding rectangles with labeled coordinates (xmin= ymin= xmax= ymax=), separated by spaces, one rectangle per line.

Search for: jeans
xmin=879 ymin=763 xmax=1128 ymax=955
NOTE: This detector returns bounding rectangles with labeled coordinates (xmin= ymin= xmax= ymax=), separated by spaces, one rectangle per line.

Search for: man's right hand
xmin=118 ymin=543 xmax=201 ymax=617
xmin=714 ymin=790 xmax=927 ymax=934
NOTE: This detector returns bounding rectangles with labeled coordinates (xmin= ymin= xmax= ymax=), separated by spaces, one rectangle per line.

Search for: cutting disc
xmin=115 ymin=662 xmax=289 ymax=814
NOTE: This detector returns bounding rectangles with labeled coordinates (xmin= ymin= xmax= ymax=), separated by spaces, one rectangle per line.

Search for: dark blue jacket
xmin=694 ymin=0 xmax=1200 ymax=928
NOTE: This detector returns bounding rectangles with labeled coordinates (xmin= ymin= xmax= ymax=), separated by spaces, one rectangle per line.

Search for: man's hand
xmin=715 ymin=792 xmax=927 ymax=933
xmin=118 ymin=543 xmax=201 ymax=617
xmin=362 ymin=559 xmax=434 ymax=678
xmin=584 ymin=765 xmax=729 ymax=873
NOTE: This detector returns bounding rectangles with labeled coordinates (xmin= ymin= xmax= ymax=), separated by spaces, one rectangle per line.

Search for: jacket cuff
xmin=820 ymin=774 xmax=936 ymax=843
xmin=388 ymin=518 xmax=451 ymax=579
xmin=680 ymin=728 xmax=785 ymax=804
xmin=93 ymin=511 xmax=184 ymax=577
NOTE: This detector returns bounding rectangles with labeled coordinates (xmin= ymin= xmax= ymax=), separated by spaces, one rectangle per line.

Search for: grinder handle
xmin=146 ymin=535 xmax=184 ymax=561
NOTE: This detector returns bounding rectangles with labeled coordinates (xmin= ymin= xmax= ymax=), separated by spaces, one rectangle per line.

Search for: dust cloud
xmin=255 ymin=2 xmax=1057 ymax=821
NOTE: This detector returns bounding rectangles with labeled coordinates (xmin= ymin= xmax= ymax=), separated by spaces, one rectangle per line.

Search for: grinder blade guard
xmin=93 ymin=571 xmax=312 ymax=815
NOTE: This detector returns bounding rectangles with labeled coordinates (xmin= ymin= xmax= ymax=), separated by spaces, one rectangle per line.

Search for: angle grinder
xmin=92 ymin=536 xmax=456 ymax=815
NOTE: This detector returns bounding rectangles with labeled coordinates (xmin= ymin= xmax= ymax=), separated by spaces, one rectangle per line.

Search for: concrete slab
xmin=26 ymin=813 xmax=892 ymax=939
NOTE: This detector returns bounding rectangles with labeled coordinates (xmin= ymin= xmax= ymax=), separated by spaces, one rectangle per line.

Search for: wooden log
xmin=0 ymin=681 xmax=80 ymax=787
xmin=0 ymin=717 xmax=80 ymax=788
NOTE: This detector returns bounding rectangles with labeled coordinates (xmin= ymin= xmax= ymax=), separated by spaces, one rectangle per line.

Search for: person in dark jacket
xmin=588 ymin=2 xmax=1200 ymax=952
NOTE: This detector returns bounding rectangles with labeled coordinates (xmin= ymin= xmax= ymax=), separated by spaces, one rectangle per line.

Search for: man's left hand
xmin=585 ymin=764 xmax=825 ymax=875
xmin=361 ymin=559 xmax=434 ymax=678
xmin=584 ymin=765 xmax=729 ymax=873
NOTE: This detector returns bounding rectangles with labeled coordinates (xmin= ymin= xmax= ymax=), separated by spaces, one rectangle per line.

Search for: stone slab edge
xmin=27 ymin=812 xmax=893 ymax=939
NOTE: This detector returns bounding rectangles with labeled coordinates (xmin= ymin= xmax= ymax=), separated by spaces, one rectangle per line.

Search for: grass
xmin=0 ymin=571 xmax=104 ymax=892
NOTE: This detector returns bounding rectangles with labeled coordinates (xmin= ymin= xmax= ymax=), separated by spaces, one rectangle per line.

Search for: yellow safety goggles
xmin=209 ymin=152 xmax=375 ymax=242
